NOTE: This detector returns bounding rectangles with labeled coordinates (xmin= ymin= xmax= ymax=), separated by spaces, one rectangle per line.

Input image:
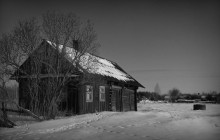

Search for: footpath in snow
xmin=0 ymin=111 xmax=118 ymax=140
xmin=0 ymin=103 xmax=220 ymax=140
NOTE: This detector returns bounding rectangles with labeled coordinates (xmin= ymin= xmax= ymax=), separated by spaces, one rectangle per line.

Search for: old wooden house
xmin=12 ymin=40 xmax=144 ymax=115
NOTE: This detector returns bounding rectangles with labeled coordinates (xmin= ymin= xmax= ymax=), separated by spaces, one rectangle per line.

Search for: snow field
xmin=1 ymin=103 xmax=220 ymax=140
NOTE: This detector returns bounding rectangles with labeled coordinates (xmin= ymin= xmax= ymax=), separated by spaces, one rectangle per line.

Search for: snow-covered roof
xmin=79 ymin=53 xmax=134 ymax=82
xmin=15 ymin=40 xmax=143 ymax=87
xmin=47 ymin=40 xmax=136 ymax=82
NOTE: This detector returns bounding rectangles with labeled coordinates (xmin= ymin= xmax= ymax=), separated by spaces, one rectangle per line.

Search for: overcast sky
xmin=1 ymin=0 xmax=220 ymax=93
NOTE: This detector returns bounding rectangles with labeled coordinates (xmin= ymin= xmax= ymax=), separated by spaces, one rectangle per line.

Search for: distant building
xmin=201 ymin=95 xmax=206 ymax=100
xmin=179 ymin=94 xmax=187 ymax=99
xmin=164 ymin=95 xmax=170 ymax=101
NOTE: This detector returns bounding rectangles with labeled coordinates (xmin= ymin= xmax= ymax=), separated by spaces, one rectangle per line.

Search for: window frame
xmin=86 ymin=85 xmax=93 ymax=102
xmin=99 ymin=86 xmax=105 ymax=102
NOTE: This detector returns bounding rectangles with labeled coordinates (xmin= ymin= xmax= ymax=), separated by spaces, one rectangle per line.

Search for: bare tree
xmin=38 ymin=11 xmax=100 ymax=119
xmin=0 ymin=19 xmax=43 ymax=126
xmin=154 ymin=83 xmax=161 ymax=95
xmin=169 ymin=88 xmax=181 ymax=103
xmin=0 ymin=63 xmax=15 ymax=127
xmin=0 ymin=11 xmax=100 ymax=120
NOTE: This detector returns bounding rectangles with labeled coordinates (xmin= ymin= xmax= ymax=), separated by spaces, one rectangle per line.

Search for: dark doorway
xmin=111 ymin=88 xmax=122 ymax=111
xmin=67 ymin=86 xmax=79 ymax=114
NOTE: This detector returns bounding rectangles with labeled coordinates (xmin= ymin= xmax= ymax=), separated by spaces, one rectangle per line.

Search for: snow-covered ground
xmin=0 ymin=103 xmax=220 ymax=140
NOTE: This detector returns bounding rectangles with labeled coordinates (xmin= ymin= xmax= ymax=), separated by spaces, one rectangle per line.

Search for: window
xmin=86 ymin=85 xmax=93 ymax=102
xmin=99 ymin=86 xmax=105 ymax=102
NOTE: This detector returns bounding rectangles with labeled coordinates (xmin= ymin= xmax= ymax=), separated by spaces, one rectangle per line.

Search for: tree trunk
xmin=1 ymin=100 xmax=43 ymax=122
xmin=0 ymin=102 xmax=16 ymax=128
xmin=15 ymin=103 xmax=43 ymax=121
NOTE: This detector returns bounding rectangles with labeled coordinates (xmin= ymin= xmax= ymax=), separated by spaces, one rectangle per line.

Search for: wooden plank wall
xmin=122 ymin=89 xmax=130 ymax=111
xmin=111 ymin=86 xmax=123 ymax=111
xmin=122 ymin=88 xmax=135 ymax=111
xmin=130 ymin=90 xmax=135 ymax=111
xmin=111 ymin=89 xmax=117 ymax=111
xmin=78 ymin=83 xmax=110 ymax=114
xmin=134 ymin=88 xmax=138 ymax=111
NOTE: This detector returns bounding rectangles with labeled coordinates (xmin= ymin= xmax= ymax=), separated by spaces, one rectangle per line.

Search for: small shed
xmin=12 ymin=40 xmax=144 ymax=115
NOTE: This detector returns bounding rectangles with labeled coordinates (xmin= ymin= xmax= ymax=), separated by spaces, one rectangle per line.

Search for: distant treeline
xmin=137 ymin=91 xmax=164 ymax=102
xmin=137 ymin=90 xmax=220 ymax=103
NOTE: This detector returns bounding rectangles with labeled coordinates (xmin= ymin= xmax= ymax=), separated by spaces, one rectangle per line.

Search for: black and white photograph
xmin=0 ymin=0 xmax=220 ymax=140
